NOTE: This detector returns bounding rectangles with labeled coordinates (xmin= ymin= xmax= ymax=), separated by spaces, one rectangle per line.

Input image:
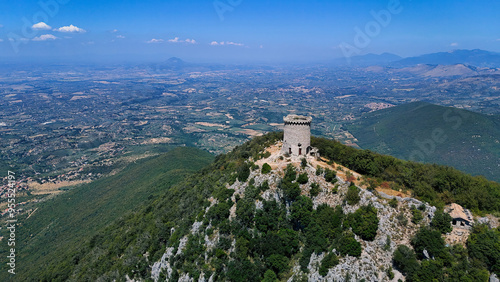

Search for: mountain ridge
xmin=11 ymin=132 xmax=499 ymax=281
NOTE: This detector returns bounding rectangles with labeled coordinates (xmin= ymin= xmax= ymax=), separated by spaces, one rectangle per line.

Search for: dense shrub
xmin=284 ymin=164 xmax=296 ymax=182
xmin=411 ymin=227 xmax=445 ymax=260
xmin=297 ymin=173 xmax=309 ymax=184
xmin=281 ymin=180 xmax=301 ymax=202
xmin=261 ymin=163 xmax=272 ymax=174
xmin=346 ymin=205 xmax=379 ymax=241
xmin=392 ymin=245 xmax=419 ymax=276
xmin=310 ymin=183 xmax=320 ymax=197
xmin=345 ymin=184 xmax=360 ymax=205
xmin=291 ymin=196 xmax=313 ymax=230
xmin=337 ymin=232 xmax=362 ymax=257
xmin=430 ymin=210 xmax=452 ymax=234
xmin=411 ymin=206 xmax=423 ymax=224
xmin=467 ymin=224 xmax=500 ymax=275
xmin=319 ymin=252 xmax=339 ymax=276
xmin=316 ymin=166 xmax=324 ymax=176
xmin=324 ymin=168 xmax=337 ymax=183
xmin=388 ymin=198 xmax=398 ymax=208
xmin=237 ymin=163 xmax=251 ymax=182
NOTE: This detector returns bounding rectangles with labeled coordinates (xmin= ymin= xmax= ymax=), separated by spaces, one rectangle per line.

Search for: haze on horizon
xmin=1 ymin=0 xmax=499 ymax=64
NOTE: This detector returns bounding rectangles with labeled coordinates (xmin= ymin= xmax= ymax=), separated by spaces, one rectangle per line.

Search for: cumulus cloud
xmin=167 ymin=37 xmax=196 ymax=44
xmin=168 ymin=37 xmax=180 ymax=43
xmin=55 ymin=24 xmax=86 ymax=33
xmin=32 ymin=22 xmax=52 ymax=30
xmin=116 ymin=35 xmax=125 ymax=39
xmin=32 ymin=34 xmax=58 ymax=41
xmin=147 ymin=38 xmax=164 ymax=43
xmin=111 ymin=29 xmax=118 ymax=33
xmin=210 ymin=41 xmax=244 ymax=47
xmin=450 ymin=42 xmax=458 ymax=47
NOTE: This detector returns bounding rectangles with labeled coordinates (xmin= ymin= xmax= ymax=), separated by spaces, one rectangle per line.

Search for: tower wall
xmin=281 ymin=115 xmax=312 ymax=156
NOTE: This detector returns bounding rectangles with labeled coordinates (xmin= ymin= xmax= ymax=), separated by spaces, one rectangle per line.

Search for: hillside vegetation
xmin=0 ymin=147 xmax=213 ymax=282
xmin=312 ymin=136 xmax=500 ymax=213
xmin=346 ymin=101 xmax=500 ymax=182
xmin=20 ymin=132 xmax=500 ymax=281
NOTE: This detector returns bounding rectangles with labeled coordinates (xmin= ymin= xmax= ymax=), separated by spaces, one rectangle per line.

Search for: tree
xmin=284 ymin=164 xmax=296 ymax=182
xmin=467 ymin=224 xmax=500 ymax=275
xmin=261 ymin=163 xmax=272 ymax=174
xmin=262 ymin=269 xmax=277 ymax=282
xmin=319 ymin=252 xmax=339 ymax=276
xmin=236 ymin=198 xmax=255 ymax=227
xmin=297 ymin=173 xmax=309 ymax=184
xmin=392 ymin=245 xmax=419 ymax=276
xmin=237 ymin=163 xmax=251 ymax=182
xmin=346 ymin=184 xmax=360 ymax=205
xmin=337 ymin=232 xmax=362 ymax=257
xmin=310 ymin=183 xmax=320 ymax=197
xmin=290 ymin=196 xmax=313 ymax=230
xmin=266 ymin=254 xmax=289 ymax=275
xmin=411 ymin=227 xmax=445 ymax=260
xmin=281 ymin=181 xmax=301 ymax=202
xmin=345 ymin=205 xmax=379 ymax=241
xmin=324 ymin=168 xmax=337 ymax=183
xmin=430 ymin=210 xmax=452 ymax=234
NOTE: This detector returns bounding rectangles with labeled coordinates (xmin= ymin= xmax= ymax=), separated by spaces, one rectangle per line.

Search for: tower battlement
xmin=283 ymin=115 xmax=312 ymax=125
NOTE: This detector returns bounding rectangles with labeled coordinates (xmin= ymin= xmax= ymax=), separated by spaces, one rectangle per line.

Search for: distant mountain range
xmin=332 ymin=49 xmax=500 ymax=68
xmin=346 ymin=102 xmax=500 ymax=182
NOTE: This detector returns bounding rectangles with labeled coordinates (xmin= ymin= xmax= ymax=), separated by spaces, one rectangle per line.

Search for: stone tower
xmin=281 ymin=114 xmax=312 ymax=156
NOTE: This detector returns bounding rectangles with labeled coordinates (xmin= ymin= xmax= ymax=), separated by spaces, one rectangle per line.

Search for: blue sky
xmin=1 ymin=0 xmax=499 ymax=63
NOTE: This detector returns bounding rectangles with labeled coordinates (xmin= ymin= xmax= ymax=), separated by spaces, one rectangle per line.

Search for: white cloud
xmin=0 ymin=39 xmax=3 ymax=42
xmin=167 ymin=37 xmax=197 ymax=44
xmin=116 ymin=35 xmax=125 ymax=39
xmin=226 ymin=41 xmax=244 ymax=46
xmin=111 ymin=29 xmax=118 ymax=33
xmin=147 ymin=38 xmax=163 ymax=43
xmin=496 ymin=38 xmax=500 ymax=41
xmin=168 ymin=37 xmax=180 ymax=43
xmin=450 ymin=42 xmax=458 ymax=47
xmin=259 ymin=45 xmax=263 ymax=49
xmin=210 ymin=41 xmax=244 ymax=47
xmin=55 ymin=24 xmax=86 ymax=33
xmin=32 ymin=22 xmax=52 ymax=30
xmin=32 ymin=34 xmax=58 ymax=41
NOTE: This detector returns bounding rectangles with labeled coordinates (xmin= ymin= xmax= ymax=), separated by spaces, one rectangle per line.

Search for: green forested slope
xmin=0 ymin=147 xmax=213 ymax=281
xmin=5 ymin=132 xmax=499 ymax=281
xmin=346 ymin=102 xmax=500 ymax=182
